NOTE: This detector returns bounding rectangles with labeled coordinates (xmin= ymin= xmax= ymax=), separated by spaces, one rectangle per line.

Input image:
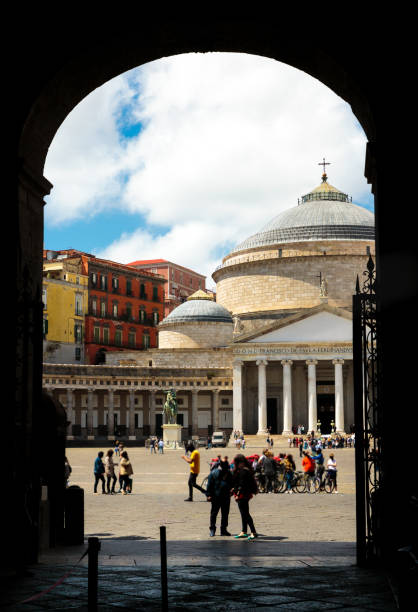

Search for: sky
xmin=44 ymin=52 xmax=373 ymax=290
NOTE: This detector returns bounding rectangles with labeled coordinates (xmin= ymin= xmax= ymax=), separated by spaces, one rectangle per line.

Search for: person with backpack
xmin=206 ymin=458 xmax=233 ymax=537
xmin=231 ymin=454 xmax=258 ymax=541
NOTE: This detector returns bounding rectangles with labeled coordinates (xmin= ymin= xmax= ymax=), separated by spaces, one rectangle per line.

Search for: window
xmin=152 ymin=286 xmax=158 ymax=301
xmin=140 ymin=283 xmax=146 ymax=298
xmin=153 ymin=311 xmax=159 ymax=325
xmin=93 ymin=326 xmax=100 ymax=343
xmin=128 ymin=331 xmax=136 ymax=348
xmin=101 ymin=275 xmax=108 ymax=291
xmin=91 ymin=272 xmax=97 ymax=286
xmin=75 ymin=347 xmax=81 ymax=361
xmin=366 ymin=246 xmax=371 ymax=255
xmin=126 ymin=304 xmax=132 ymax=320
xmin=42 ymin=288 xmax=47 ymax=309
xmin=75 ymin=294 xmax=83 ymax=315
xmin=139 ymin=308 xmax=146 ymax=323
xmin=74 ymin=324 xmax=83 ymax=344
xmin=115 ymin=330 xmax=122 ymax=346
xmin=126 ymin=279 xmax=132 ymax=296
xmin=112 ymin=303 xmax=118 ymax=318
xmin=91 ymin=298 xmax=97 ymax=316
xmin=101 ymin=300 xmax=107 ymax=317
xmin=143 ymin=332 xmax=150 ymax=349
xmin=103 ymin=327 xmax=109 ymax=345
xmin=112 ymin=277 xmax=119 ymax=291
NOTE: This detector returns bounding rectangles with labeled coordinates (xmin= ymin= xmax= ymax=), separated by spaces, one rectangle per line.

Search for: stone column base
xmin=87 ymin=435 xmax=95 ymax=440
xmin=107 ymin=435 xmax=115 ymax=440
xmin=282 ymin=430 xmax=293 ymax=437
xmin=66 ymin=435 xmax=74 ymax=441
xmin=128 ymin=435 xmax=136 ymax=440
xmin=256 ymin=429 xmax=269 ymax=436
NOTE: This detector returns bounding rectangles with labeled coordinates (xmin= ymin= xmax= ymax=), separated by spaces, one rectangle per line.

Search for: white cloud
xmin=44 ymin=52 xmax=371 ymax=277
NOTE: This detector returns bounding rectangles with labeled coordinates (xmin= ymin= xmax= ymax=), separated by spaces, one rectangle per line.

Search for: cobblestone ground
xmin=1 ymin=444 xmax=398 ymax=610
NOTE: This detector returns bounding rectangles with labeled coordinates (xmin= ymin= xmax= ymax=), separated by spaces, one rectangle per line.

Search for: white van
xmin=211 ymin=431 xmax=227 ymax=447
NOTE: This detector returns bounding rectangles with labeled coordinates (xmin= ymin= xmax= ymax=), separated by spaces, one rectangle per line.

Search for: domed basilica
xmin=44 ymin=172 xmax=375 ymax=441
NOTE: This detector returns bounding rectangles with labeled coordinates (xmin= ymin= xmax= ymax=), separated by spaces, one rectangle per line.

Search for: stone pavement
xmin=0 ymin=445 xmax=398 ymax=610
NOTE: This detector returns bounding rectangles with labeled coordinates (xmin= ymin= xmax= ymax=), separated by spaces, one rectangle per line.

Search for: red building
xmin=43 ymin=250 xmax=166 ymax=364
xmin=127 ymin=259 xmax=207 ymax=318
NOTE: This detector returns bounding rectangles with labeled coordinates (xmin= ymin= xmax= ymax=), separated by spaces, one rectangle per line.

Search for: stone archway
xmin=12 ymin=19 xmax=417 ymax=572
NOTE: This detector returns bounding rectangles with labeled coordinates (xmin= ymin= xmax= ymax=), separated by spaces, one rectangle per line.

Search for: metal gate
xmin=353 ymin=256 xmax=383 ymax=565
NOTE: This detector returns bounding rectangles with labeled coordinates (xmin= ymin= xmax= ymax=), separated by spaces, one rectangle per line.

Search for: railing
xmin=353 ymin=255 xmax=382 ymax=566
xmin=88 ymin=309 xmax=157 ymax=326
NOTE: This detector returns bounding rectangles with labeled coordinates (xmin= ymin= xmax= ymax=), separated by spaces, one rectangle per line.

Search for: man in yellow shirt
xmin=182 ymin=443 xmax=207 ymax=501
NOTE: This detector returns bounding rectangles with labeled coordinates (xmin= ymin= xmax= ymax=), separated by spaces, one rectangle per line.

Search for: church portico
xmin=231 ymin=338 xmax=353 ymax=436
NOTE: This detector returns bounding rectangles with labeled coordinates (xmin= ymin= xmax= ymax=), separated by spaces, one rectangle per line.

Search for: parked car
xmin=211 ymin=431 xmax=228 ymax=447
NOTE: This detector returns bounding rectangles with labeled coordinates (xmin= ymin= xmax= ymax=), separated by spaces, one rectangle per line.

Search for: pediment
xmin=237 ymin=305 xmax=352 ymax=344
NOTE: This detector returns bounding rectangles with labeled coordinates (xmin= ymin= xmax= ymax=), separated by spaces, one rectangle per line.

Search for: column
xmin=306 ymin=360 xmax=318 ymax=433
xmin=107 ymin=389 xmax=114 ymax=440
xmin=128 ymin=390 xmax=136 ymax=439
xmin=191 ymin=389 xmax=199 ymax=435
xmin=333 ymin=359 xmax=345 ymax=433
xmin=149 ymin=390 xmax=156 ymax=435
xmin=66 ymin=388 xmax=74 ymax=440
xmin=212 ymin=389 xmax=220 ymax=432
xmin=87 ymin=388 xmax=94 ymax=439
xmin=281 ymin=360 xmax=293 ymax=435
xmin=233 ymin=360 xmax=244 ymax=433
xmin=256 ymin=359 xmax=268 ymax=435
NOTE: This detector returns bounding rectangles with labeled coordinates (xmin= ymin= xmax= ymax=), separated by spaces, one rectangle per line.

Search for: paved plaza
xmin=1 ymin=444 xmax=398 ymax=610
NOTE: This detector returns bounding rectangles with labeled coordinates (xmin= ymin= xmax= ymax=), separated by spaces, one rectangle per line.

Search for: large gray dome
xmin=160 ymin=291 xmax=233 ymax=325
xmin=231 ymin=180 xmax=375 ymax=254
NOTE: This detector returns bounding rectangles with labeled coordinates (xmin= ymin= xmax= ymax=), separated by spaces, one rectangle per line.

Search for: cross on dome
xmin=318 ymin=157 xmax=331 ymax=182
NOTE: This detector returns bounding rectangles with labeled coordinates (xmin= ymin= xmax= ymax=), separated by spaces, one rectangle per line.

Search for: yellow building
xmin=43 ymin=255 xmax=89 ymax=363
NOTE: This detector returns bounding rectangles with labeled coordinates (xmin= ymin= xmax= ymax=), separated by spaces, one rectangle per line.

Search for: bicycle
xmin=295 ymin=471 xmax=320 ymax=493
xmin=323 ymin=469 xmax=337 ymax=493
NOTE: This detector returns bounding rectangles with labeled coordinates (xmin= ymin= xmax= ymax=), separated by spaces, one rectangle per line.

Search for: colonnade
xmin=52 ymin=387 xmax=225 ymax=439
xmin=233 ymin=358 xmax=347 ymax=435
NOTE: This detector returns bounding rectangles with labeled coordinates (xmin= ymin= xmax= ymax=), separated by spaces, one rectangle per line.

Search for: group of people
xmin=181 ymin=443 xmax=258 ymax=540
xmin=232 ymin=431 xmax=246 ymax=449
xmin=289 ymin=435 xmax=355 ymax=451
xmin=149 ymin=437 xmax=165 ymax=454
xmin=252 ymin=447 xmax=338 ymax=494
xmin=93 ymin=445 xmax=134 ymax=495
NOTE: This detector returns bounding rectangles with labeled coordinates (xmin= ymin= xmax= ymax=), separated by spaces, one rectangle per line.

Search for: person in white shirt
xmin=326 ymin=453 xmax=338 ymax=493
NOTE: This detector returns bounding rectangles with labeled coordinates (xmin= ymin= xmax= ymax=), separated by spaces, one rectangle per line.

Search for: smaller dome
xmin=161 ymin=294 xmax=233 ymax=325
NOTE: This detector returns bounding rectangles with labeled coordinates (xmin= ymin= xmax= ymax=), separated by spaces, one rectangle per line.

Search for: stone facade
xmin=214 ymin=252 xmax=371 ymax=315
xmin=159 ymin=321 xmax=233 ymax=349
xmin=43 ymin=363 xmax=233 ymax=439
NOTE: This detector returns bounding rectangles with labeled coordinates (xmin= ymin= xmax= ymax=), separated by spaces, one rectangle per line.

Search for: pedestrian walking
xmin=105 ymin=449 xmax=117 ymax=494
xmin=158 ymin=438 xmax=164 ymax=454
xmin=93 ymin=451 xmax=106 ymax=494
xmin=150 ymin=438 xmax=157 ymax=454
xmin=182 ymin=443 xmax=207 ymax=501
xmin=206 ymin=458 xmax=233 ymax=537
xmin=232 ymin=454 xmax=258 ymax=540
xmin=119 ymin=451 xmax=134 ymax=494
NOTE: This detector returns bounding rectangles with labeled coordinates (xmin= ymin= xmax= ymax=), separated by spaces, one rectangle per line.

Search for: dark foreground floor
xmin=1 ymin=559 xmax=397 ymax=611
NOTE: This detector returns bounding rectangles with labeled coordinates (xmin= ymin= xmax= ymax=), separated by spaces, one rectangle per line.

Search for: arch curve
xmin=18 ymin=23 xmax=375 ymax=178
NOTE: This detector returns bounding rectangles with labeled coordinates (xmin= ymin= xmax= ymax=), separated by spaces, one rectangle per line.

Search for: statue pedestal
xmin=162 ymin=424 xmax=182 ymax=449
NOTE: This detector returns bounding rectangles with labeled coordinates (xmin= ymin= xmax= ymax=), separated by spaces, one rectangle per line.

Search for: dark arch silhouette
xmin=11 ymin=16 xmax=417 ymax=588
